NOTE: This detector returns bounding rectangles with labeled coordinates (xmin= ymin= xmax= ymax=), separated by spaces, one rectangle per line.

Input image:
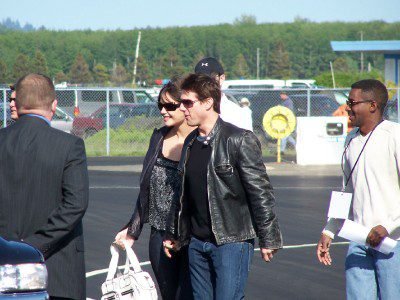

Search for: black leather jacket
xmin=126 ymin=126 xmax=170 ymax=238
xmin=167 ymin=118 xmax=283 ymax=249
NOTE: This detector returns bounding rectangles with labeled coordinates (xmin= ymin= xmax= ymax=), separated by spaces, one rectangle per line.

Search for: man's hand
xmin=317 ymin=234 xmax=332 ymax=266
xmin=114 ymin=228 xmax=135 ymax=250
xmin=261 ymin=248 xmax=278 ymax=262
xmin=163 ymin=239 xmax=179 ymax=258
xmin=366 ymin=225 xmax=388 ymax=248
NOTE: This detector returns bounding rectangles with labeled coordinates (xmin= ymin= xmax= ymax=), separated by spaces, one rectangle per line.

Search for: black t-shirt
xmin=184 ymin=139 xmax=214 ymax=242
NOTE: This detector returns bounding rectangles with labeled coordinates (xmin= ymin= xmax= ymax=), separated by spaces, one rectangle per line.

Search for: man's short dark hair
xmin=158 ymin=76 xmax=182 ymax=104
xmin=15 ymin=73 xmax=55 ymax=110
xmin=351 ymin=79 xmax=388 ymax=112
xmin=181 ymin=73 xmax=221 ymax=114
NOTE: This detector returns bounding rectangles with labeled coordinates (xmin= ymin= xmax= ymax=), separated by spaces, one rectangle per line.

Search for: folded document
xmin=338 ymin=219 xmax=397 ymax=255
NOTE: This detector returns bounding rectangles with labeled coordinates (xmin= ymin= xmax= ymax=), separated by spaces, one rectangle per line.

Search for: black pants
xmin=149 ymin=228 xmax=193 ymax=300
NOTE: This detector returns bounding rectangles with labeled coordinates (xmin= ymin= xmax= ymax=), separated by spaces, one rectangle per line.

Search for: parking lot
xmin=84 ymin=157 xmax=348 ymax=300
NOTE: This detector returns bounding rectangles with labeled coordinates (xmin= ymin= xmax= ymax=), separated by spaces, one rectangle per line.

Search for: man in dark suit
xmin=0 ymin=73 xmax=89 ymax=300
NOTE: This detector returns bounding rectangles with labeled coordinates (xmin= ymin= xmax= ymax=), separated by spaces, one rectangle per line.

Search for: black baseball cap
xmin=194 ymin=57 xmax=224 ymax=76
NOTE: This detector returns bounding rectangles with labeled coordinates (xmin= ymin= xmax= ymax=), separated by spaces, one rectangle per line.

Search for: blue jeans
xmin=280 ymin=134 xmax=296 ymax=152
xmin=345 ymin=242 xmax=400 ymax=300
xmin=188 ymin=237 xmax=254 ymax=300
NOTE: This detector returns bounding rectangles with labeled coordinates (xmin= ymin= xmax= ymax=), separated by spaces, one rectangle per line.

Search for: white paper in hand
xmin=374 ymin=237 xmax=398 ymax=255
xmin=338 ymin=219 xmax=369 ymax=244
xmin=327 ymin=191 xmax=352 ymax=219
xmin=338 ymin=220 xmax=398 ymax=255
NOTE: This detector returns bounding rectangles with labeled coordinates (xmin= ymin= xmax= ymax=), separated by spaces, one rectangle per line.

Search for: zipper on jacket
xmin=177 ymin=137 xmax=195 ymax=237
xmin=207 ymin=142 xmax=219 ymax=244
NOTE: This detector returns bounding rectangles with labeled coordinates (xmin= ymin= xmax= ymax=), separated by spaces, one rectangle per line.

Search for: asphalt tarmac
xmin=84 ymin=158 xmax=348 ymax=300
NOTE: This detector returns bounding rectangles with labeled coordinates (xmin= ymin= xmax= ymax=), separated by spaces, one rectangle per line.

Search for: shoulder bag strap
xmin=122 ymin=240 xmax=142 ymax=273
xmin=105 ymin=243 xmax=120 ymax=280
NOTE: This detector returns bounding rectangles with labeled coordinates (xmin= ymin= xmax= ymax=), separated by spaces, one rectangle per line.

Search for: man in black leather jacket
xmin=164 ymin=73 xmax=282 ymax=300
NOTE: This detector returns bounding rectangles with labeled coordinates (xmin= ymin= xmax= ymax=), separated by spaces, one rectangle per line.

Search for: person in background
xmin=240 ymin=97 xmax=253 ymax=131
xmin=317 ymin=79 xmax=400 ymax=299
xmin=194 ymin=57 xmax=253 ymax=131
xmin=9 ymin=84 xmax=18 ymax=120
xmin=280 ymin=91 xmax=296 ymax=154
xmin=115 ymin=78 xmax=194 ymax=300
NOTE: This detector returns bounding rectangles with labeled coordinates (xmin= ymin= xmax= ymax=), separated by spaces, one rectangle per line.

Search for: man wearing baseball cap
xmin=194 ymin=57 xmax=253 ymax=131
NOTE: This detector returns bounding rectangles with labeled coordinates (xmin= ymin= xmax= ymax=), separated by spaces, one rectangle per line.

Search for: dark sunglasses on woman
xmin=158 ymin=102 xmax=180 ymax=111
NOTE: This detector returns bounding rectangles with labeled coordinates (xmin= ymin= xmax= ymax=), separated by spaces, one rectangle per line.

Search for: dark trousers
xmin=149 ymin=228 xmax=193 ymax=300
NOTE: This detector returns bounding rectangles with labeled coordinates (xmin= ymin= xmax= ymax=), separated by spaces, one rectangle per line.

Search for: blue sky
xmin=1 ymin=0 xmax=399 ymax=30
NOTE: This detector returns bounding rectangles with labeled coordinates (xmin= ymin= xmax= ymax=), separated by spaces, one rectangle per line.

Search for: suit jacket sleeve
xmin=24 ymin=138 xmax=89 ymax=257
xmin=237 ymin=131 xmax=283 ymax=249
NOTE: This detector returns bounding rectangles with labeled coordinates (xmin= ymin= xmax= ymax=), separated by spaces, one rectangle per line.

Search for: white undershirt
xmin=324 ymin=120 xmax=400 ymax=240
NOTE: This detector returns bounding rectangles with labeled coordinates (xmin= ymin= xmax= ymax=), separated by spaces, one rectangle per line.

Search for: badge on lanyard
xmin=327 ymin=191 xmax=352 ymax=219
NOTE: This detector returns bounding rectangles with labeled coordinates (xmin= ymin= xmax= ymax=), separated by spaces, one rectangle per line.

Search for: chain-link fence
xmin=1 ymin=87 xmax=399 ymax=156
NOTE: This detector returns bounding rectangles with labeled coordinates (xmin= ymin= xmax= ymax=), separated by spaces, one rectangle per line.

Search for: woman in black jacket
xmin=115 ymin=78 xmax=194 ymax=300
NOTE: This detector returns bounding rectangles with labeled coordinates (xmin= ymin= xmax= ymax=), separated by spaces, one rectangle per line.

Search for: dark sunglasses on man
xmin=9 ymin=85 xmax=15 ymax=102
xmin=180 ymin=99 xmax=200 ymax=108
xmin=346 ymin=99 xmax=374 ymax=108
xmin=158 ymin=102 xmax=180 ymax=111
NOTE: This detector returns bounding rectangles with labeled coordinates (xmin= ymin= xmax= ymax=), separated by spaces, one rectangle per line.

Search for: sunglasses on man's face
xmin=180 ymin=99 xmax=200 ymax=108
xmin=346 ymin=99 xmax=374 ymax=108
xmin=158 ymin=102 xmax=180 ymax=111
xmin=8 ymin=97 xmax=16 ymax=103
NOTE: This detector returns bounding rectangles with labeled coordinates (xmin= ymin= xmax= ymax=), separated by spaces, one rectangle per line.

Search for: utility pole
xmin=256 ymin=48 xmax=260 ymax=79
xmin=132 ymin=31 xmax=142 ymax=86
xmin=330 ymin=61 xmax=336 ymax=88
xmin=360 ymin=31 xmax=364 ymax=73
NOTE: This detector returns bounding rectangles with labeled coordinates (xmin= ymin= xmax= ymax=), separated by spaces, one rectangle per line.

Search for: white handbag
xmin=101 ymin=240 xmax=158 ymax=300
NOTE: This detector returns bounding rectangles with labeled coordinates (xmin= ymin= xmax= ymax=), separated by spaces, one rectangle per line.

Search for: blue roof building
xmin=331 ymin=40 xmax=400 ymax=85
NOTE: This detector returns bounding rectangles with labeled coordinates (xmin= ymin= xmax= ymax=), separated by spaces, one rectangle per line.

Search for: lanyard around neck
xmin=341 ymin=120 xmax=383 ymax=192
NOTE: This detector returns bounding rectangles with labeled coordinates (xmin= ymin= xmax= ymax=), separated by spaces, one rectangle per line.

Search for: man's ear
xmin=205 ymin=97 xmax=214 ymax=111
xmin=51 ymin=99 xmax=58 ymax=114
xmin=369 ymin=100 xmax=378 ymax=113
xmin=218 ymin=74 xmax=226 ymax=86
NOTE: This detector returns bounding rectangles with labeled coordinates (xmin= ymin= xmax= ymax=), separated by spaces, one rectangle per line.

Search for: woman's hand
xmin=115 ymin=228 xmax=135 ymax=249
xmin=163 ymin=239 xmax=179 ymax=258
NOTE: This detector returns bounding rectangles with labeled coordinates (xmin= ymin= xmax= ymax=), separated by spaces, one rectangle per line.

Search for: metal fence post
xmin=74 ymin=89 xmax=78 ymax=110
xmin=306 ymin=89 xmax=311 ymax=117
xmin=106 ymin=89 xmax=110 ymax=156
xmin=2 ymin=89 xmax=6 ymax=128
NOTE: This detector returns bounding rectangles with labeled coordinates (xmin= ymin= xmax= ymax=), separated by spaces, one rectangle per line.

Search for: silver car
xmin=52 ymin=107 xmax=73 ymax=133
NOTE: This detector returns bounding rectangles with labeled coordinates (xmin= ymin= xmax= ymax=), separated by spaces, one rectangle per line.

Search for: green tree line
xmin=0 ymin=20 xmax=399 ymax=87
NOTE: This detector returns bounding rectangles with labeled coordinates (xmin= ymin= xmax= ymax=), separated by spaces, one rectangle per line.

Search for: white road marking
xmin=86 ymin=241 xmax=349 ymax=278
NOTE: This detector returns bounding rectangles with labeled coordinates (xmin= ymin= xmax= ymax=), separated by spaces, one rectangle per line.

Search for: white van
xmin=285 ymin=80 xmax=316 ymax=89
xmin=221 ymin=79 xmax=316 ymax=90
xmin=221 ymin=80 xmax=285 ymax=90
